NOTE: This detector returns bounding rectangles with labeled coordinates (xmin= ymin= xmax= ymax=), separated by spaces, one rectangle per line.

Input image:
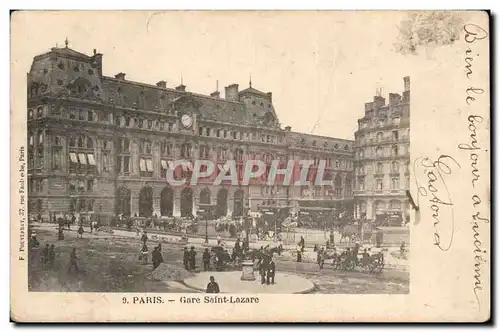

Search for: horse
xmin=339 ymin=224 xmax=358 ymax=244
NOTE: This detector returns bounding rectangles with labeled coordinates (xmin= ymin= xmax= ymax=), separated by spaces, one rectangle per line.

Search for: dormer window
xmin=73 ymin=65 xmax=80 ymax=72
xmin=58 ymin=62 xmax=65 ymax=70
xmin=88 ymin=69 xmax=94 ymax=75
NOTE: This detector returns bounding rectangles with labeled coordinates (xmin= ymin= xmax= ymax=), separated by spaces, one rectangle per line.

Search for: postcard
xmin=10 ymin=10 xmax=490 ymax=322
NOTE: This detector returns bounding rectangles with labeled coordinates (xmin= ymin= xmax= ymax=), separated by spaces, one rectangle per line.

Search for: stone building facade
xmin=27 ymin=44 xmax=354 ymax=222
xmin=353 ymin=77 xmax=411 ymax=224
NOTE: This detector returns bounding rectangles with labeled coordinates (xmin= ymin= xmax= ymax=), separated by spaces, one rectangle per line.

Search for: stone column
xmin=172 ymin=188 xmax=181 ymax=217
xmin=367 ymin=199 xmax=374 ymax=220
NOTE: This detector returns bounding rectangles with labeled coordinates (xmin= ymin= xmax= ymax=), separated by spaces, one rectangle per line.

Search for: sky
xmin=14 ymin=11 xmax=435 ymax=139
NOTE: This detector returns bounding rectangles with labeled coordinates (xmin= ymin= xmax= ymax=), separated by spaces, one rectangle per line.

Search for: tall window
xmin=200 ymin=145 xmax=210 ymax=159
xmin=376 ymin=147 xmax=383 ymax=157
xmin=181 ymin=143 xmax=192 ymax=158
xmin=51 ymin=135 xmax=62 ymax=170
xmin=358 ymin=178 xmax=365 ymax=191
xmin=377 ymin=162 xmax=383 ymax=174
xmin=376 ymin=179 xmax=383 ymax=191
xmin=376 ymin=132 xmax=383 ymax=142
xmin=391 ymin=178 xmax=399 ymax=190
xmin=116 ymin=138 xmax=131 ymax=175
xmin=391 ymin=161 xmax=399 ymax=173
xmin=392 ymin=145 xmax=399 ymax=156
xmin=392 ymin=130 xmax=399 ymax=141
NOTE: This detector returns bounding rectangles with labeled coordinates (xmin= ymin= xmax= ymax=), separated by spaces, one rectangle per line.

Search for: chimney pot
xmin=115 ymin=72 xmax=126 ymax=80
xmin=156 ymin=81 xmax=167 ymax=88
xmin=175 ymin=84 xmax=186 ymax=92
xmin=285 ymin=126 xmax=292 ymax=131
xmin=210 ymin=91 xmax=220 ymax=98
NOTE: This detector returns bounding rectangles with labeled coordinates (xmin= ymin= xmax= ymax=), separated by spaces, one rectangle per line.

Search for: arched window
xmin=78 ymin=136 xmax=85 ymax=148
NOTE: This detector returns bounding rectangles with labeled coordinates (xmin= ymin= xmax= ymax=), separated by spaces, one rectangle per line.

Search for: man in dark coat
xmin=41 ymin=244 xmax=49 ymax=267
xmin=203 ymin=248 xmax=211 ymax=271
xmin=189 ymin=246 xmax=197 ymax=270
xmin=183 ymin=247 xmax=189 ymax=270
xmin=141 ymin=231 xmax=148 ymax=245
xmin=266 ymin=257 xmax=276 ymax=285
xmin=206 ymin=276 xmax=220 ymax=293
xmin=259 ymin=256 xmax=269 ymax=284
xmin=48 ymin=244 xmax=55 ymax=268
xmin=152 ymin=247 xmax=164 ymax=270
xmin=68 ymin=248 xmax=79 ymax=273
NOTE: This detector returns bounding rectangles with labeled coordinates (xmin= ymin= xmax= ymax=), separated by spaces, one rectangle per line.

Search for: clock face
xmin=181 ymin=114 xmax=193 ymax=128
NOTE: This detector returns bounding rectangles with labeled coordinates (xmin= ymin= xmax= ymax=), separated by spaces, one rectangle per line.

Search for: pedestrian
xmin=141 ymin=231 xmax=148 ymax=245
xmin=206 ymin=276 xmax=220 ymax=293
xmin=259 ymin=256 xmax=268 ymax=284
xmin=41 ymin=244 xmax=49 ymax=267
xmin=203 ymin=248 xmax=211 ymax=271
xmin=48 ymin=244 xmax=55 ymax=268
xmin=152 ymin=247 xmax=164 ymax=270
xmin=70 ymin=214 xmax=76 ymax=230
xmin=189 ymin=246 xmax=197 ymax=270
xmin=296 ymin=245 xmax=302 ymax=263
xmin=267 ymin=256 xmax=276 ymax=285
xmin=217 ymin=234 xmax=222 ymax=246
xmin=68 ymin=248 xmax=79 ymax=273
xmin=58 ymin=227 xmax=64 ymax=241
xmin=319 ymin=247 xmax=325 ymax=269
xmin=90 ymin=221 xmax=93 ymax=235
xmin=140 ymin=243 xmax=149 ymax=264
xmin=183 ymin=247 xmax=189 ymax=270
xmin=77 ymin=224 xmax=84 ymax=239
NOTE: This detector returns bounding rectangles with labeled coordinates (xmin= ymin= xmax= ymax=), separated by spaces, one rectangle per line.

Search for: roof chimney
xmin=156 ymin=81 xmax=167 ymax=88
xmin=225 ymin=84 xmax=239 ymax=101
xmin=115 ymin=72 xmax=126 ymax=80
xmin=210 ymin=91 xmax=220 ymax=98
xmin=175 ymin=84 xmax=186 ymax=92
xmin=403 ymin=76 xmax=410 ymax=92
xmin=284 ymin=126 xmax=292 ymax=131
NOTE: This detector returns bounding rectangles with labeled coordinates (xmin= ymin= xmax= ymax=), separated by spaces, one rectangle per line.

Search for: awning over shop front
xmin=87 ymin=154 xmax=96 ymax=166
xmin=69 ymin=152 xmax=78 ymax=163
xmin=78 ymin=153 xmax=87 ymax=165
xmin=146 ymin=159 xmax=153 ymax=172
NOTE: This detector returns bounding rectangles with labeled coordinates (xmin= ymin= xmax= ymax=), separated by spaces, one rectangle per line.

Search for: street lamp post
xmin=205 ymin=217 xmax=209 ymax=244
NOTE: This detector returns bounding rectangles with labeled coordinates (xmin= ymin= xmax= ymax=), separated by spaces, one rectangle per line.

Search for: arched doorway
xmin=233 ymin=189 xmax=244 ymax=217
xmin=199 ymin=188 xmax=211 ymax=205
xmin=160 ymin=187 xmax=174 ymax=217
xmin=216 ymin=188 xmax=228 ymax=218
xmin=180 ymin=187 xmax=193 ymax=217
xmin=116 ymin=187 xmax=131 ymax=217
xmin=139 ymin=186 xmax=153 ymax=217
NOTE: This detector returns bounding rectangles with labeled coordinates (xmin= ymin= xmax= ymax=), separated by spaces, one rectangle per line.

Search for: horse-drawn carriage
xmin=327 ymin=248 xmax=385 ymax=273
